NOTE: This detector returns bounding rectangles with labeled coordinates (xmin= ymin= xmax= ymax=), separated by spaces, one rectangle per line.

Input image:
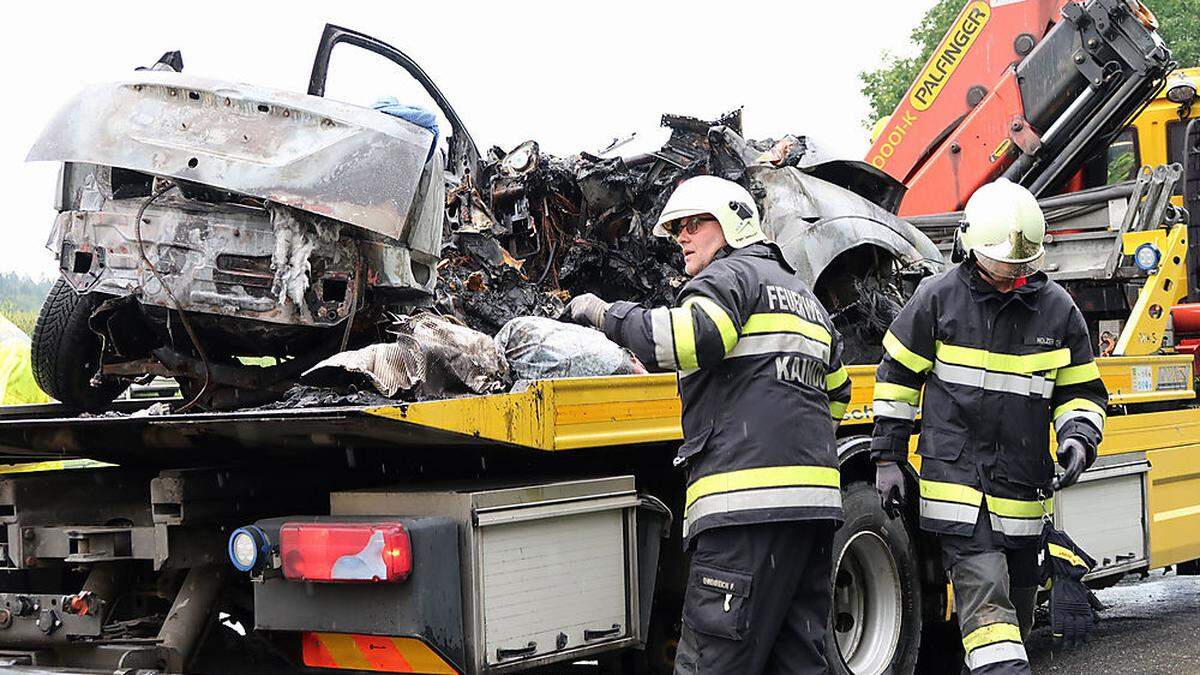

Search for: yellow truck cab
xmin=1106 ymin=66 xmax=1199 ymax=199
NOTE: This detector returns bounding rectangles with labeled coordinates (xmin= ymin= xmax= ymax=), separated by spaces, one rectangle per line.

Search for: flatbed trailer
xmin=0 ymin=349 xmax=1196 ymax=675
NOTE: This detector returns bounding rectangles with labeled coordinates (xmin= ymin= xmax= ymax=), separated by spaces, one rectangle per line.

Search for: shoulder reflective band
xmin=302 ymin=633 xmax=456 ymax=673
xmin=830 ymin=400 xmax=848 ymax=422
xmin=682 ymin=296 xmax=739 ymax=355
xmin=1055 ymin=361 xmax=1101 ymax=386
xmin=826 ymin=365 xmax=850 ymax=391
xmin=874 ymin=382 xmax=921 ymax=404
xmin=935 ymin=341 xmax=1070 ymax=375
xmin=670 ymin=306 xmax=699 ymax=370
xmin=883 ymin=330 xmax=932 ymax=374
xmin=742 ymin=313 xmax=831 ymax=345
xmin=1048 ymin=542 xmax=1090 ymax=570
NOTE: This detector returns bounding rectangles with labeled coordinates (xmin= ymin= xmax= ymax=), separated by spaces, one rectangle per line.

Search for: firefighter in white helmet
xmin=566 ymin=175 xmax=851 ymax=673
xmin=871 ymin=178 xmax=1108 ymax=673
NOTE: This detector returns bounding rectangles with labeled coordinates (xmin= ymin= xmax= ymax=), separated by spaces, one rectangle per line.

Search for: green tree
xmin=860 ymin=0 xmax=1200 ymax=128
xmin=1155 ymin=0 xmax=1200 ymax=71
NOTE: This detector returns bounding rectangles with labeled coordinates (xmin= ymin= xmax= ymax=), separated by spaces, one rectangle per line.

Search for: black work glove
xmin=1053 ymin=437 xmax=1088 ymax=490
xmin=563 ymin=293 xmax=611 ymax=330
xmin=875 ymin=461 xmax=906 ymax=518
xmin=1050 ymin=573 xmax=1095 ymax=647
xmin=1040 ymin=522 xmax=1099 ymax=649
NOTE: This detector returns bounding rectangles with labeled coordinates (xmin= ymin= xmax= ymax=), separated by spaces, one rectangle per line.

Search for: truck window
xmin=1105 ymin=128 xmax=1139 ymax=185
xmin=1166 ymin=120 xmax=1188 ymax=195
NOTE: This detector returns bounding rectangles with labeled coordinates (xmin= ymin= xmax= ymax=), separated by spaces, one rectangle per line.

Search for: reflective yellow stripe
xmin=935 ymin=341 xmax=1070 ymax=374
xmin=683 ymin=296 xmax=739 ymax=356
xmin=883 ymin=330 xmax=932 ymax=374
xmin=670 ymin=306 xmax=698 ymax=370
xmin=1056 ymin=361 xmax=1101 ymax=386
xmin=874 ymin=382 xmax=921 ymax=405
xmin=316 ymin=633 xmax=372 ymax=670
xmin=742 ymin=313 xmax=831 ymax=345
xmin=1048 ymin=542 xmax=1089 ymax=570
xmin=1053 ymin=397 xmax=1106 ymax=419
xmin=826 ymin=365 xmax=849 ymax=390
xmin=963 ymin=622 xmax=1023 ymax=653
xmin=986 ymin=494 xmax=1051 ymax=519
xmin=830 ymin=400 xmax=848 ymax=421
xmin=686 ymin=465 xmax=840 ymax=509
xmin=919 ymin=479 xmax=983 ymax=506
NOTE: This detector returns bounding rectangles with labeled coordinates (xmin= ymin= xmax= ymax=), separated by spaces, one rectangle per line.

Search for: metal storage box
xmin=1055 ymin=453 xmax=1150 ymax=578
xmin=332 ymin=476 xmax=641 ymax=673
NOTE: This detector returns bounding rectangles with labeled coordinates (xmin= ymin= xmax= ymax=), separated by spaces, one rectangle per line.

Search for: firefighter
xmin=871 ymin=177 xmax=1107 ymax=674
xmin=0 ymin=316 xmax=51 ymax=406
xmin=565 ymin=175 xmax=852 ymax=673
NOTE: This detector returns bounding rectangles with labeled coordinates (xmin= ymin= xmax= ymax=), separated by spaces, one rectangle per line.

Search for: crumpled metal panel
xmin=750 ymin=165 xmax=944 ymax=286
xmin=27 ymin=72 xmax=433 ymax=240
xmin=51 ymin=199 xmax=357 ymax=327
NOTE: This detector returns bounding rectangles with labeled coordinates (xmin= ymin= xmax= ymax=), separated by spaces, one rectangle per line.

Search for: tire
xmin=31 ymin=279 xmax=126 ymax=410
xmin=826 ymin=482 xmax=923 ymax=675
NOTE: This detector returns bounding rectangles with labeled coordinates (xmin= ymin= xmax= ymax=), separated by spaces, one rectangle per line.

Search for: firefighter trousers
xmin=673 ymin=521 xmax=835 ymax=675
xmin=941 ymin=505 xmax=1039 ymax=675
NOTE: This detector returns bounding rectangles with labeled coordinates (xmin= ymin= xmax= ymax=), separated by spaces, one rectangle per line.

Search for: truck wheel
xmin=826 ymin=482 xmax=922 ymax=675
xmin=31 ymin=279 xmax=126 ymax=409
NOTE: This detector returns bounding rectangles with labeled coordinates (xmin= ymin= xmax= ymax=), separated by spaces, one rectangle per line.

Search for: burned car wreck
xmin=26 ymin=25 xmax=941 ymax=412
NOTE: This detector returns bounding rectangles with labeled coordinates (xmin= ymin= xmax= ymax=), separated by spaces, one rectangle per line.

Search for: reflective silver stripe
xmin=682 ymin=486 xmax=842 ymax=537
xmin=1054 ymin=409 xmax=1105 ymax=435
xmin=873 ymin=399 xmax=918 ymax=421
xmin=933 ymin=360 xmax=1055 ymax=399
xmin=679 ymin=367 xmax=700 ymax=380
xmin=726 ymin=332 xmax=830 ymax=363
xmin=650 ymin=307 xmax=677 ymax=370
xmin=966 ymin=642 xmax=1028 ymax=670
xmin=989 ymin=514 xmax=1044 ymax=538
xmin=920 ymin=498 xmax=980 ymax=525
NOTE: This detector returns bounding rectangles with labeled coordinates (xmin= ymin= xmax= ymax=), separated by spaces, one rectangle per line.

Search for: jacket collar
xmin=956 ymin=258 xmax=1046 ymax=309
xmin=712 ymin=241 xmax=794 ymax=273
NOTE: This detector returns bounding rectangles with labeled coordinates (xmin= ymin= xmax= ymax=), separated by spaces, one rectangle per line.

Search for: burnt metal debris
xmin=437 ymin=110 xmax=791 ymax=334
xmin=433 ymin=109 xmax=940 ymax=365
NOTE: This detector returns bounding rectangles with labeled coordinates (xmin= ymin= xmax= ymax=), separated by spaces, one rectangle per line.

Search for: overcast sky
xmin=0 ymin=0 xmax=935 ymax=279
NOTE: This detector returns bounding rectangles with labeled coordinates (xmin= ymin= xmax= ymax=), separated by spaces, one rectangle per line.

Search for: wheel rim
xmin=833 ymin=530 xmax=903 ymax=674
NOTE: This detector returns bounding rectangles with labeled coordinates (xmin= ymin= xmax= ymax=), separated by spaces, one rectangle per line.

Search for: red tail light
xmin=280 ymin=522 xmax=411 ymax=583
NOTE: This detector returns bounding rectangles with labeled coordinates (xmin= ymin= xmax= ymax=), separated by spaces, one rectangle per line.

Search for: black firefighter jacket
xmin=870 ymin=261 xmax=1108 ymax=546
xmin=603 ymin=242 xmax=852 ymax=546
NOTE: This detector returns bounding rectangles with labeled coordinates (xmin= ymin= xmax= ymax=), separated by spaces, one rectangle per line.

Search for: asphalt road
xmin=1026 ymin=571 xmax=1200 ymax=674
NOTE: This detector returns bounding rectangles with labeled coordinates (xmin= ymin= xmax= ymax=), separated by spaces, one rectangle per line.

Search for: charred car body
xmin=26 ymin=25 xmax=940 ymax=412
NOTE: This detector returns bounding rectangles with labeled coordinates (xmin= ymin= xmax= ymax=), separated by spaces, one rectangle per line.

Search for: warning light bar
xmin=280 ymin=522 xmax=412 ymax=583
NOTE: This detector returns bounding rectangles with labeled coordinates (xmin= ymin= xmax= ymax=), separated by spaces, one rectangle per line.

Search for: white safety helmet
xmin=958 ymin=177 xmax=1047 ymax=278
xmin=653 ymin=175 xmax=766 ymax=249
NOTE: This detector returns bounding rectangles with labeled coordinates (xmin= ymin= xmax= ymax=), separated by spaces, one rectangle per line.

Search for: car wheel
xmin=31 ymin=279 xmax=126 ymax=409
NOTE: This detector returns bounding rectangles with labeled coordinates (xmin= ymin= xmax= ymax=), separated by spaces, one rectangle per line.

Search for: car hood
xmin=27 ymin=71 xmax=434 ymax=239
